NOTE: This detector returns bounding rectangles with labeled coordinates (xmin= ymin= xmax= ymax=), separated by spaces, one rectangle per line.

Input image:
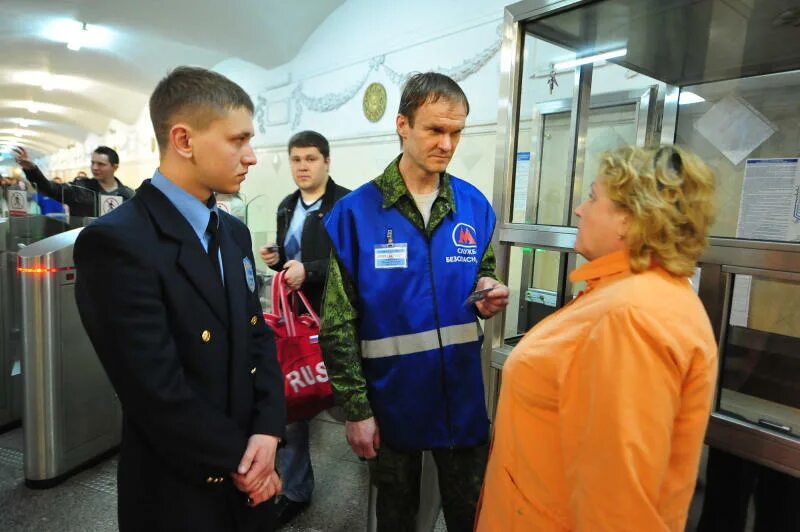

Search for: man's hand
xmin=345 ymin=417 xmax=380 ymax=459
xmin=474 ymin=277 xmax=509 ymax=319
xmin=283 ymin=260 xmax=306 ymax=291
xmin=231 ymin=434 xmax=280 ymax=502
xmin=259 ymin=244 xmax=280 ymax=267
xmin=12 ymin=147 xmax=34 ymax=170
xmin=243 ymin=469 xmax=282 ymax=507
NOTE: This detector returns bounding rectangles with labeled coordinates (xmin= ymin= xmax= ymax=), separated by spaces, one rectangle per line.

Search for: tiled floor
xmin=0 ymin=416 xmax=758 ymax=532
xmin=0 ymin=414 xmax=447 ymax=532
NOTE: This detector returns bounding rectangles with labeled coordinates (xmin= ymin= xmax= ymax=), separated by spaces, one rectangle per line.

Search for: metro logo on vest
xmin=447 ymin=222 xmax=479 ymax=264
xmin=453 ymin=223 xmax=478 ymax=247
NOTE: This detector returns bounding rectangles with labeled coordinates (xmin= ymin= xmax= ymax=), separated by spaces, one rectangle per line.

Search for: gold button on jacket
xmin=201 ymin=330 xmax=211 ymax=343
xmin=250 ymin=315 xmax=258 ymax=326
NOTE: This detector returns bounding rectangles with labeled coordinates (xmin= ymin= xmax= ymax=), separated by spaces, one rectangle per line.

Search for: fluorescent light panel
xmin=41 ymin=19 xmax=112 ymax=51
xmin=554 ymin=48 xmax=627 ymax=70
xmin=679 ymin=91 xmax=705 ymax=105
xmin=4 ymin=101 xmax=65 ymax=115
xmin=11 ymin=71 xmax=91 ymax=92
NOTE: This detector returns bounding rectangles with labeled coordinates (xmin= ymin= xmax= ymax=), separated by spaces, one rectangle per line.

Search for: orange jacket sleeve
xmin=558 ymin=306 xmax=686 ymax=531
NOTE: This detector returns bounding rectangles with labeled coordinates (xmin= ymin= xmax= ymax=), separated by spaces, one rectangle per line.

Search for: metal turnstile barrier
xmin=18 ymin=227 xmax=121 ymax=488
xmin=0 ymin=217 xmax=22 ymax=431
xmin=2 ymin=216 xmax=77 ymax=432
xmin=1 ymin=216 xmax=96 ymax=433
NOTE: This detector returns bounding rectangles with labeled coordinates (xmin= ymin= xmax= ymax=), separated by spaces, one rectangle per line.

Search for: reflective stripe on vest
xmin=361 ymin=322 xmax=481 ymax=359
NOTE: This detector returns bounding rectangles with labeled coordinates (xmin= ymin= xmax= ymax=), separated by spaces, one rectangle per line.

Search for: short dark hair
xmin=149 ymin=66 xmax=254 ymax=151
xmin=287 ymin=130 xmax=330 ymax=159
xmin=93 ymin=146 xmax=119 ymax=165
xmin=398 ymin=72 xmax=470 ymax=126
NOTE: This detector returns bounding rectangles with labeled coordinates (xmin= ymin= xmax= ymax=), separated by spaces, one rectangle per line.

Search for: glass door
xmin=494 ymin=1 xmax=800 ymax=527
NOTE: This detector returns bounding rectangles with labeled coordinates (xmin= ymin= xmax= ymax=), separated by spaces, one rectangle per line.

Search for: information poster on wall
xmin=730 ymin=157 xmax=800 ymax=327
xmin=513 ymin=151 xmax=531 ymax=214
xmin=736 ymin=158 xmax=800 ymax=242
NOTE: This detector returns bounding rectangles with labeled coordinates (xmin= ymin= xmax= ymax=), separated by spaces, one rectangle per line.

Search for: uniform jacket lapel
xmin=136 ymin=181 xmax=229 ymax=324
xmin=219 ymin=215 xmax=248 ymax=371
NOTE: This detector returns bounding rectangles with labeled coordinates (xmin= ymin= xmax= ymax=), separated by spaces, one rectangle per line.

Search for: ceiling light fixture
xmin=679 ymin=91 xmax=705 ymax=105
xmin=553 ymin=48 xmax=627 ymax=70
xmin=12 ymin=71 xmax=90 ymax=92
xmin=4 ymin=100 xmax=67 ymax=115
xmin=0 ymin=129 xmax=35 ymax=138
xmin=42 ymin=19 xmax=112 ymax=51
xmin=67 ymin=23 xmax=89 ymax=51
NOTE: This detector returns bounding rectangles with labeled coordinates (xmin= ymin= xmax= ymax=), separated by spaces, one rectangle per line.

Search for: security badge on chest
xmin=243 ymin=257 xmax=256 ymax=292
xmin=446 ymin=222 xmax=479 ymax=264
xmin=374 ymin=228 xmax=408 ymax=269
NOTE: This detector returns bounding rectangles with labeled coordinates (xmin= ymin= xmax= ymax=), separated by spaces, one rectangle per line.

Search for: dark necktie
xmin=206 ymin=211 xmax=223 ymax=282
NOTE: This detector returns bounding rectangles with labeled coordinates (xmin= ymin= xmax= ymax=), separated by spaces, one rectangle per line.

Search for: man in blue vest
xmin=320 ymin=72 xmax=508 ymax=531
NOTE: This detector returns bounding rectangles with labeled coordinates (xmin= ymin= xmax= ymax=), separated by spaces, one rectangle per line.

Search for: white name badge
xmin=374 ymin=243 xmax=408 ymax=269
xmin=99 ymin=194 xmax=123 ymax=215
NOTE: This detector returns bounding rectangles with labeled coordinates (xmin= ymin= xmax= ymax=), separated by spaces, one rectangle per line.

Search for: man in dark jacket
xmin=13 ymin=145 xmax=134 ymax=218
xmin=74 ymin=66 xmax=285 ymax=531
xmin=259 ymin=130 xmax=349 ymax=525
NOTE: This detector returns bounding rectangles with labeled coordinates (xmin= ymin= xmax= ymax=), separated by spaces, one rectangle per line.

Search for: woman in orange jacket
xmin=476 ymin=145 xmax=718 ymax=531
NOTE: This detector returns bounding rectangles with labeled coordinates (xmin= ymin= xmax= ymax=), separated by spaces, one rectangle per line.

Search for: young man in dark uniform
xmin=74 ymin=66 xmax=286 ymax=531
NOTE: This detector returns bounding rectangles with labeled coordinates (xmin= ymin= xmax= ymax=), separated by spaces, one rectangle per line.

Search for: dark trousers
xmin=697 ymin=448 xmax=800 ymax=532
xmin=370 ymin=444 xmax=489 ymax=532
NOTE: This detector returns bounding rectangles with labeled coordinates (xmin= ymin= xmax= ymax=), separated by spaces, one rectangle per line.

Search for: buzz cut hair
xmin=149 ymin=66 xmax=254 ymax=151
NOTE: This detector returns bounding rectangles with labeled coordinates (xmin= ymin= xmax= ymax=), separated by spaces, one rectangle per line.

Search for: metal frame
xmin=563 ymin=63 xmax=593 ymax=225
xmin=697 ymin=241 xmax=800 ymax=477
xmin=635 ymin=85 xmax=659 ymax=146
xmin=490 ymin=0 xmax=800 ymax=479
xmin=483 ymin=5 xmax=525 ymax=406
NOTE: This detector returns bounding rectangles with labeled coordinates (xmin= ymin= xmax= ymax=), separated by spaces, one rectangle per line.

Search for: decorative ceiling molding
xmin=255 ymin=25 xmax=502 ymax=132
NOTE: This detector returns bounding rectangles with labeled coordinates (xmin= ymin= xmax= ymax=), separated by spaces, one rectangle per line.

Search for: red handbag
xmin=264 ymin=271 xmax=335 ymax=423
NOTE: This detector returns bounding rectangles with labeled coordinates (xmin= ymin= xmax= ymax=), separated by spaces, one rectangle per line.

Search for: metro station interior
xmin=1 ymin=1 xmax=799 ymax=530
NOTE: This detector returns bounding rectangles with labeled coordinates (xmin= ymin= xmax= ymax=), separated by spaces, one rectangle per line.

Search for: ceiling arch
xmin=0 ymin=0 xmax=344 ymax=159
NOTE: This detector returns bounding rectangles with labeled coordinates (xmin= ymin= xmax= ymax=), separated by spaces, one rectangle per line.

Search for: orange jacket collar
xmin=569 ymin=250 xmax=631 ymax=285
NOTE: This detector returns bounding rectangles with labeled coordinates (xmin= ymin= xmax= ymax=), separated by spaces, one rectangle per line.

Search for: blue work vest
xmin=325 ymin=176 xmax=496 ymax=450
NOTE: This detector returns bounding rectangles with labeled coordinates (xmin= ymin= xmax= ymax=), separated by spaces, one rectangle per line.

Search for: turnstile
xmin=18 ymin=228 xmax=121 ymax=488
xmin=0 ymin=217 xmax=22 ymax=431
xmin=0 ymin=215 xmax=93 ymax=432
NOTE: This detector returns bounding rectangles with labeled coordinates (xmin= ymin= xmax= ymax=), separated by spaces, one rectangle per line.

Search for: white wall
xmin=35 ymin=0 xmax=672 ymax=256
xmin=39 ymin=0 xmax=510 ymax=212
xmin=226 ymin=0 xmax=510 ymax=224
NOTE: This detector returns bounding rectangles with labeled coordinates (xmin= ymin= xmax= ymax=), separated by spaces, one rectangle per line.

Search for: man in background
xmin=260 ymin=130 xmax=349 ymax=526
xmin=13 ymin=145 xmax=133 ymax=217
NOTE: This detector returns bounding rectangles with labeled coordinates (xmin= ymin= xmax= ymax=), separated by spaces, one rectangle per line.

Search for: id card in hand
xmin=463 ymin=287 xmax=493 ymax=306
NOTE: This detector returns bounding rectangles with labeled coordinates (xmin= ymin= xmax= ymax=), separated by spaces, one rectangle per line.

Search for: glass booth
xmin=489 ymin=0 xmax=800 ymax=527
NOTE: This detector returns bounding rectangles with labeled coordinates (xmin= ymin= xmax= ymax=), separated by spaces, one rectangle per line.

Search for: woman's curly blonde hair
xmin=599 ymin=145 xmax=716 ymax=277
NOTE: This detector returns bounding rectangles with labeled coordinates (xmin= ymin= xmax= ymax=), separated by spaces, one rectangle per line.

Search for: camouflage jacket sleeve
xmin=477 ymin=241 xmax=499 ymax=283
xmin=319 ymin=253 xmax=374 ymax=422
